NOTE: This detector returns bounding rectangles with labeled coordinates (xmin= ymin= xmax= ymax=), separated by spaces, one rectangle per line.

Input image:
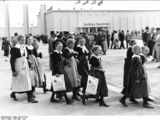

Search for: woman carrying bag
xmin=63 ymin=39 xmax=81 ymax=101
xmin=81 ymin=45 xmax=109 ymax=107
xmin=50 ymin=42 xmax=73 ymax=105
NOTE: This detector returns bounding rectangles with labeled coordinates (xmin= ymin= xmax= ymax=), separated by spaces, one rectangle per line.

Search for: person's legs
xmin=27 ymin=91 xmax=38 ymax=103
xmin=10 ymin=92 xmax=18 ymax=101
xmin=126 ymin=41 xmax=128 ymax=49
xmin=99 ymin=96 xmax=109 ymax=107
xmin=122 ymin=41 xmax=125 ymax=49
xmin=42 ymin=81 xmax=49 ymax=93
xmin=72 ymin=87 xmax=81 ymax=101
xmin=119 ymin=95 xmax=128 ymax=107
xmin=111 ymin=41 xmax=113 ymax=49
xmin=129 ymin=97 xmax=139 ymax=104
xmin=64 ymin=93 xmax=72 ymax=105
xmin=143 ymin=97 xmax=154 ymax=108
xmin=31 ymin=86 xmax=36 ymax=98
xmin=50 ymin=92 xmax=59 ymax=103
xmin=119 ymin=41 xmax=123 ymax=49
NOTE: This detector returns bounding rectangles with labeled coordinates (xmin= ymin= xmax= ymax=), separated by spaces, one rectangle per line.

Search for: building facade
xmin=37 ymin=10 xmax=160 ymax=36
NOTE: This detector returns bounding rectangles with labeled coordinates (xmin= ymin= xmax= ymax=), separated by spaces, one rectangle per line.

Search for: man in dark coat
xmin=119 ymin=30 xmax=125 ymax=49
xmin=110 ymin=31 xmax=115 ymax=49
xmin=2 ymin=37 xmax=11 ymax=61
xmin=142 ymin=26 xmax=150 ymax=46
xmin=148 ymin=28 xmax=156 ymax=56
xmin=48 ymin=31 xmax=56 ymax=70
xmin=125 ymin=30 xmax=131 ymax=49
xmin=106 ymin=30 xmax=111 ymax=49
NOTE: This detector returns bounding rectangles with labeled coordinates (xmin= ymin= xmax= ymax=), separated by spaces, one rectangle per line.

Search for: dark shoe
xmin=152 ymin=59 xmax=155 ymax=61
xmin=66 ymin=100 xmax=73 ymax=105
xmin=28 ymin=99 xmax=38 ymax=103
xmin=72 ymin=96 xmax=81 ymax=101
xmin=13 ymin=98 xmax=19 ymax=101
xmin=10 ymin=93 xmax=18 ymax=101
xmin=130 ymin=98 xmax=139 ymax=104
xmin=146 ymin=98 xmax=154 ymax=102
xmin=81 ymin=95 xmax=86 ymax=105
xmin=143 ymin=103 xmax=154 ymax=109
xmin=32 ymin=94 xmax=36 ymax=99
xmin=50 ymin=99 xmax=59 ymax=103
xmin=43 ymin=88 xmax=50 ymax=93
xmin=119 ymin=98 xmax=128 ymax=107
xmin=99 ymin=102 xmax=110 ymax=107
xmin=157 ymin=66 xmax=160 ymax=68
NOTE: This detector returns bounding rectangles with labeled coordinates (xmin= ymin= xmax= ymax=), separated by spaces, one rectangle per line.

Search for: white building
xmin=1 ymin=9 xmax=160 ymax=37
xmin=37 ymin=10 xmax=160 ymax=36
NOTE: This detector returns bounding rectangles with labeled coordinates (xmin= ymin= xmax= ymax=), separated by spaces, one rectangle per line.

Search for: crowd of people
xmin=1 ymin=26 xmax=160 ymax=109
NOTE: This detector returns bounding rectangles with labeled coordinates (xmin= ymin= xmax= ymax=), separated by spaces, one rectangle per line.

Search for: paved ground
xmin=0 ymin=42 xmax=160 ymax=115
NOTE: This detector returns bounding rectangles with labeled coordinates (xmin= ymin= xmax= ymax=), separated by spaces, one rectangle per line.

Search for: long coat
xmin=48 ymin=36 xmax=55 ymax=70
xmin=127 ymin=55 xmax=148 ymax=99
xmin=121 ymin=47 xmax=133 ymax=95
xmin=89 ymin=55 xmax=108 ymax=97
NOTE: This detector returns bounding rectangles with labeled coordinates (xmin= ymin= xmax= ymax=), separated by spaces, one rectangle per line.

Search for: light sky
xmin=0 ymin=0 xmax=160 ymax=27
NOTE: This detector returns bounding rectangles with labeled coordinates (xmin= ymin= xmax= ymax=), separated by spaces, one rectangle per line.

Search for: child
xmin=50 ymin=42 xmax=73 ymax=104
xmin=120 ymin=40 xmax=138 ymax=107
xmin=82 ymin=45 xmax=109 ymax=107
xmin=75 ymin=37 xmax=89 ymax=96
xmin=32 ymin=38 xmax=49 ymax=93
xmin=10 ymin=35 xmax=38 ymax=103
xmin=127 ymin=45 xmax=153 ymax=108
xmin=141 ymin=46 xmax=154 ymax=102
xmin=63 ymin=39 xmax=81 ymax=101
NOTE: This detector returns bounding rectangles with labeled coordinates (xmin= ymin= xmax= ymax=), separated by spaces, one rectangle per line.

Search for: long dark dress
xmin=121 ymin=47 xmax=133 ymax=96
xmin=89 ymin=55 xmax=108 ymax=97
xmin=75 ymin=46 xmax=89 ymax=90
xmin=51 ymin=50 xmax=72 ymax=93
xmin=128 ymin=55 xmax=148 ymax=99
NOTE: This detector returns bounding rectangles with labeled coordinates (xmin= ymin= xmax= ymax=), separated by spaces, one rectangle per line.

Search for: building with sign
xmin=36 ymin=10 xmax=160 ymax=36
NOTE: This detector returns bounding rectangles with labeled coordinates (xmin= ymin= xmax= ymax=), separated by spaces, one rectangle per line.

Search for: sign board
xmin=83 ymin=23 xmax=110 ymax=27
xmin=78 ymin=11 xmax=110 ymax=27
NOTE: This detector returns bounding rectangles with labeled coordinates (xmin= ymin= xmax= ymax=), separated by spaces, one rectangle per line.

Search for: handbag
xmin=86 ymin=75 xmax=99 ymax=95
xmin=52 ymin=75 xmax=66 ymax=92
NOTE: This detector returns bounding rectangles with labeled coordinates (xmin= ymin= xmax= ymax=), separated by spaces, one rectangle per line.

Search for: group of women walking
xmin=10 ymin=35 xmax=48 ymax=103
xmin=9 ymin=35 xmax=109 ymax=107
xmin=49 ymin=37 xmax=109 ymax=107
xmin=9 ymin=33 xmax=154 ymax=109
